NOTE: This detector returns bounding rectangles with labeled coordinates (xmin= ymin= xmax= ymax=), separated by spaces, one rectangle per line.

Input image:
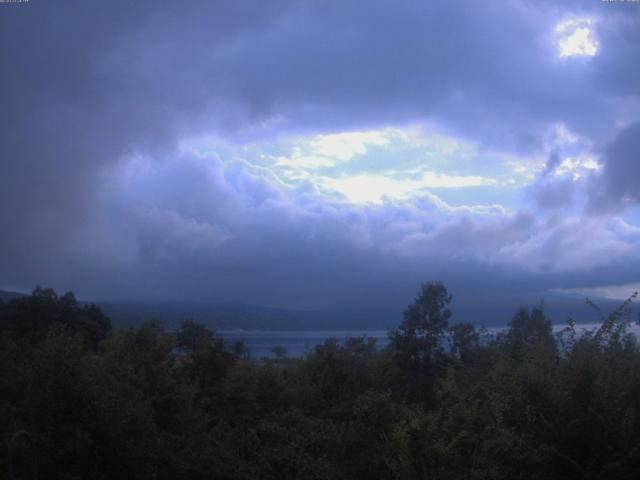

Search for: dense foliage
xmin=1 ymin=284 xmax=640 ymax=479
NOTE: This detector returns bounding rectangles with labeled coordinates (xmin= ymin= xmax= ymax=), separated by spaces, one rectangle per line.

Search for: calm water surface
xmin=219 ymin=330 xmax=390 ymax=358
xmin=220 ymin=322 xmax=640 ymax=358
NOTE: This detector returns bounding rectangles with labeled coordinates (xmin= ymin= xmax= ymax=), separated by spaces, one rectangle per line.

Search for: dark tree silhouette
xmin=390 ymin=281 xmax=452 ymax=405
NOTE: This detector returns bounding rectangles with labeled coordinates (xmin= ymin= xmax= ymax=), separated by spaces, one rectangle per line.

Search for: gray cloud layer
xmin=2 ymin=0 xmax=640 ymax=319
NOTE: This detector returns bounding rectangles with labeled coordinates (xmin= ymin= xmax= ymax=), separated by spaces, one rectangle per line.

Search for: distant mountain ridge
xmin=0 ymin=289 xmax=26 ymax=303
xmin=2 ymin=289 xmax=637 ymax=331
xmin=99 ymin=301 xmax=390 ymax=331
xmin=100 ymin=293 xmax=639 ymax=331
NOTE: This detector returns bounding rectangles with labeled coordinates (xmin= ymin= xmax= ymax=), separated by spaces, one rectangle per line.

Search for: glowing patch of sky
xmin=310 ymin=131 xmax=390 ymax=161
xmin=181 ymin=123 xmax=599 ymax=210
xmin=323 ymin=172 xmax=493 ymax=204
xmin=553 ymin=155 xmax=601 ymax=180
xmin=555 ymin=18 xmax=598 ymax=58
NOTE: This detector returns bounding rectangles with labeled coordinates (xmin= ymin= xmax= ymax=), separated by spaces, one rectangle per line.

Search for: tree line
xmin=1 ymin=283 xmax=639 ymax=479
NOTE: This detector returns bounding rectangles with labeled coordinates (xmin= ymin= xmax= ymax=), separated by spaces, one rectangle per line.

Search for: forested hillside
xmin=2 ymin=284 xmax=640 ymax=479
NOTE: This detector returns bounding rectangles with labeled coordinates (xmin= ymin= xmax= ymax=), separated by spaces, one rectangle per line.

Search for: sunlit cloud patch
xmin=555 ymin=18 xmax=598 ymax=58
xmin=322 ymin=173 xmax=494 ymax=204
xmin=184 ymin=125 xmax=530 ymax=207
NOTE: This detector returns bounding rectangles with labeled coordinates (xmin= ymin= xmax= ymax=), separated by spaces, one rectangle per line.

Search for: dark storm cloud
xmin=0 ymin=0 xmax=294 ymax=285
xmin=589 ymin=121 xmax=640 ymax=212
xmin=592 ymin=5 xmax=640 ymax=97
xmin=1 ymin=0 xmax=640 ymax=313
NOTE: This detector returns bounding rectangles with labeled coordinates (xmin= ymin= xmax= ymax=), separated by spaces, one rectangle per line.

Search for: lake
xmin=220 ymin=322 xmax=640 ymax=358
xmin=219 ymin=329 xmax=390 ymax=358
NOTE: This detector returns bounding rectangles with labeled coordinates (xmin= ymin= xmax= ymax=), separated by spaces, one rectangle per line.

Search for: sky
xmin=1 ymin=0 xmax=640 ymax=323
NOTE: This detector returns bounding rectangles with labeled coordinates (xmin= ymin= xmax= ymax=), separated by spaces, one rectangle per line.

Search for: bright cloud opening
xmin=555 ymin=18 xmax=598 ymax=58
xmin=183 ymin=125 xmax=518 ymax=206
xmin=553 ymin=155 xmax=601 ymax=180
xmin=310 ymin=131 xmax=390 ymax=161
xmin=324 ymin=172 xmax=492 ymax=204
